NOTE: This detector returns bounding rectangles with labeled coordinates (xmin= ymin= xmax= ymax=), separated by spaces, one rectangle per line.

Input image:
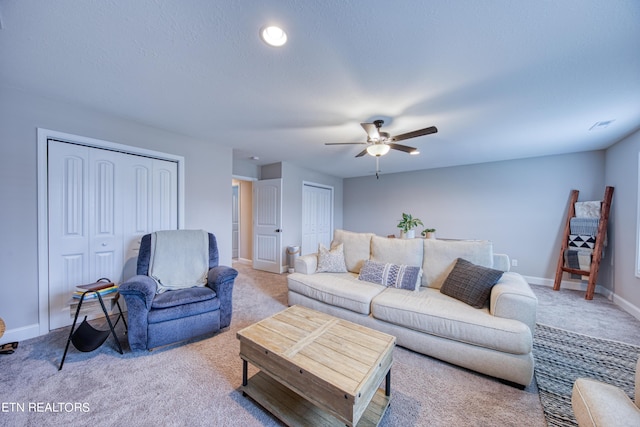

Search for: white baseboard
xmin=1 ymin=323 xmax=41 ymax=345
xmin=524 ymin=275 xmax=639 ymax=321
xmin=612 ymin=293 xmax=640 ymax=321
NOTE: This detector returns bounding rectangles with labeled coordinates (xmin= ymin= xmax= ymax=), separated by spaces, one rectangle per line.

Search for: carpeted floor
xmin=1 ymin=264 xmax=639 ymax=426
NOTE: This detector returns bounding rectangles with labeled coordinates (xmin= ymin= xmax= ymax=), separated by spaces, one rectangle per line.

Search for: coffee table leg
xmin=242 ymin=359 xmax=248 ymax=386
xmin=385 ymin=369 xmax=391 ymax=396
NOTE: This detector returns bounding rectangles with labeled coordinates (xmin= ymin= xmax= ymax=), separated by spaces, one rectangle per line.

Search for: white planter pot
xmin=401 ymin=230 xmax=415 ymax=239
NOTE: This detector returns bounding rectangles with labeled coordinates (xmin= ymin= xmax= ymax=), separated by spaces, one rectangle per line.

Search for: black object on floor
xmin=59 ymin=289 xmax=127 ymax=370
xmin=0 ymin=341 xmax=18 ymax=355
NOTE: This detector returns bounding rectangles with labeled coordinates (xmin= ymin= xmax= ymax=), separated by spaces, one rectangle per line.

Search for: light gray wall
xmin=262 ymin=162 xmax=344 ymax=270
xmin=604 ymin=128 xmax=640 ymax=309
xmin=343 ymin=151 xmax=606 ymax=280
xmin=232 ymin=158 xmax=260 ymax=180
xmin=0 ymin=86 xmax=234 ymax=340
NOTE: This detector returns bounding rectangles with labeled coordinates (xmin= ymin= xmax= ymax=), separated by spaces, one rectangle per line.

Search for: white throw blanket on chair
xmin=149 ymin=229 xmax=210 ymax=293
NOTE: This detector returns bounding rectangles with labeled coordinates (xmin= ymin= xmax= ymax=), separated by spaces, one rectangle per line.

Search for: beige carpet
xmin=1 ymin=263 xmax=638 ymax=426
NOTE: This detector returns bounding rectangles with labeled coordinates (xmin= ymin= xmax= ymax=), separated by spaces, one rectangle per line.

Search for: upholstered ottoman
xmin=571 ymin=358 xmax=640 ymax=427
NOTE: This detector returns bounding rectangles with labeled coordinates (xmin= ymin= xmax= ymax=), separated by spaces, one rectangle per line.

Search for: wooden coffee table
xmin=237 ymin=305 xmax=395 ymax=426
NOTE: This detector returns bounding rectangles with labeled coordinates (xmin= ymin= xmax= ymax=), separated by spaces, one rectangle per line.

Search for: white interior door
xmin=253 ymin=178 xmax=282 ymax=273
xmin=301 ymin=183 xmax=333 ymax=255
xmin=48 ymin=140 xmax=178 ymax=329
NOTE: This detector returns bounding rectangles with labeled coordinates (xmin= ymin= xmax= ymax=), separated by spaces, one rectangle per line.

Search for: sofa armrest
xmin=118 ymin=275 xmax=157 ymax=350
xmin=490 ymin=272 xmax=537 ymax=333
xmin=295 ymin=254 xmax=318 ymax=274
xmin=493 ymin=253 xmax=511 ymax=272
xmin=207 ymin=265 xmax=238 ymax=328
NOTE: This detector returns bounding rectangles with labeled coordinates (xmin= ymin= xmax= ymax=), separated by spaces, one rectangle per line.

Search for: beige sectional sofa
xmin=287 ymin=229 xmax=538 ymax=387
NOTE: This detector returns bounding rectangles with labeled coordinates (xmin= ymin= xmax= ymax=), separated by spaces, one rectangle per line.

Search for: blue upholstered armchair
xmin=119 ymin=231 xmax=238 ymax=351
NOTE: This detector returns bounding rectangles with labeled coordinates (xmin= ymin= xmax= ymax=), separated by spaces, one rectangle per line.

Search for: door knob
xmin=275 ymin=229 xmax=282 ymax=233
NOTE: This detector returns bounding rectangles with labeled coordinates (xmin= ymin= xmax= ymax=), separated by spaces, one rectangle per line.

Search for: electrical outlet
xmin=511 ymin=259 xmax=518 ymax=267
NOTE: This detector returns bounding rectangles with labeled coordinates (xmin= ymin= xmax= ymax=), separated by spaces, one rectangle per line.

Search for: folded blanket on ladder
xmin=565 ymin=248 xmax=593 ymax=280
xmin=574 ymin=201 xmax=601 ymax=218
xmin=568 ymin=234 xmax=596 ymax=249
xmin=570 ymin=217 xmax=599 ymax=236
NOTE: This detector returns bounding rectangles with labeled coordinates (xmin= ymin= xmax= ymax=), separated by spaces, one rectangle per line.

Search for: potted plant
xmin=421 ymin=228 xmax=436 ymax=239
xmin=397 ymin=213 xmax=423 ymax=239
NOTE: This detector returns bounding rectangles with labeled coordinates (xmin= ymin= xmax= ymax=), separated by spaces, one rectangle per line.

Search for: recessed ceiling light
xmin=260 ymin=26 xmax=287 ymax=47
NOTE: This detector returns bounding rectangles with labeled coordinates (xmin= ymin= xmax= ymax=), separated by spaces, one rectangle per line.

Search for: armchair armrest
xmin=118 ymin=275 xmax=157 ymax=350
xmin=207 ymin=265 xmax=238 ymax=328
xmin=295 ymin=254 xmax=318 ymax=274
xmin=489 ymin=272 xmax=538 ymax=333
xmin=119 ymin=275 xmax=156 ymax=309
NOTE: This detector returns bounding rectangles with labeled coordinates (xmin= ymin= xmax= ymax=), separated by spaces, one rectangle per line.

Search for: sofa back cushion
xmin=371 ymin=235 xmax=423 ymax=267
xmin=332 ymin=229 xmax=374 ymax=273
xmin=422 ymin=239 xmax=493 ymax=289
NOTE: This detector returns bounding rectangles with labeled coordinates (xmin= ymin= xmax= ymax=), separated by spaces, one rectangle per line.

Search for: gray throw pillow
xmin=358 ymin=260 xmax=422 ymax=291
xmin=440 ymin=258 xmax=503 ymax=308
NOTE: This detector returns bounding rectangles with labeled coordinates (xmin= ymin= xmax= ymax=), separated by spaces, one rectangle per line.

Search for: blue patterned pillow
xmin=358 ymin=260 xmax=422 ymax=291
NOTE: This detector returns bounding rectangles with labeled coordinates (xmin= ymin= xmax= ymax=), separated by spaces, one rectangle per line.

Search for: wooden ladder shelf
xmin=553 ymin=186 xmax=614 ymax=300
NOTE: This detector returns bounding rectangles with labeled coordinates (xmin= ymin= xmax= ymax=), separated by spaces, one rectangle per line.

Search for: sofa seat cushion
xmin=371 ymin=287 xmax=532 ymax=354
xmin=287 ymin=272 xmax=385 ymax=315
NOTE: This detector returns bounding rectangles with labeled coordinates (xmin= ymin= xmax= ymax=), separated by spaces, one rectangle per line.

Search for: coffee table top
xmin=237 ymin=305 xmax=395 ymax=398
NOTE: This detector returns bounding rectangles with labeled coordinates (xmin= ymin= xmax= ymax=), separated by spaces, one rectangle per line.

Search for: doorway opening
xmin=232 ymin=177 xmax=254 ymax=263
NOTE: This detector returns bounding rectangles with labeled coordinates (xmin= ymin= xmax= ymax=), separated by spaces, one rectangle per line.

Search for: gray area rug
xmin=533 ymin=323 xmax=640 ymax=427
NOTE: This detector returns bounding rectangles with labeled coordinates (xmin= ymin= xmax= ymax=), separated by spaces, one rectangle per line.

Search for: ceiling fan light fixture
xmin=366 ymin=144 xmax=391 ymax=157
xmin=410 ymin=150 xmax=420 ymax=155
xmin=260 ymin=25 xmax=287 ymax=47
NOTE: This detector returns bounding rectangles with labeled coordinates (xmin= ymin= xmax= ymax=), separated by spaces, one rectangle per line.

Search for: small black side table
xmin=59 ymin=289 xmax=127 ymax=371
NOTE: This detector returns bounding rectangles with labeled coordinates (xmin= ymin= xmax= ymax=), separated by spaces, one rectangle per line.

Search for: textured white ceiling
xmin=1 ymin=0 xmax=639 ymax=178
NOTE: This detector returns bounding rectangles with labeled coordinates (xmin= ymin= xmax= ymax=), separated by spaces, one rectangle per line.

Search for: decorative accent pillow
xmin=440 ymin=258 xmax=503 ymax=308
xmin=316 ymin=243 xmax=348 ymax=273
xmin=358 ymin=260 xmax=422 ymax=291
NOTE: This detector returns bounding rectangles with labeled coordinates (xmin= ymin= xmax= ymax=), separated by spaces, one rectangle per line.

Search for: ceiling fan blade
xmin=391 ymin=126 xmax=438 ymax=142
xmin=388 ymin=143 xmax=418 ymax=154
xmin=361 ymin=123 xmax=380 ymax=140
xmin=324 ymin=142 xmax=367 ymax=145
xmin=355 ymin=148 xmax=368 ymax=158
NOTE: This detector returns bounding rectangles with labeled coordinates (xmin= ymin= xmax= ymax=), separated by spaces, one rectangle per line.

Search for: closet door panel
xmin=48 ymin=141 xmax=90 ymax=330
xmin=88 ymin=149 xmax=123 ymax=283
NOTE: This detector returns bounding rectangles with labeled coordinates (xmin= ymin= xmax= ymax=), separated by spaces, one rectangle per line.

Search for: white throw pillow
xmin=316 ymin=243 xmax=348 ymax=273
